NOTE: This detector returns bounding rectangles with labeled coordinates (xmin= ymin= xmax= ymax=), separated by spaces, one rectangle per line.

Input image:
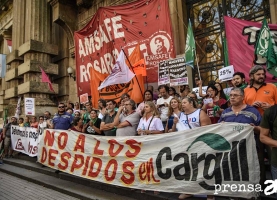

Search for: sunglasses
xmin=58 ymin=106 xmax=65 ymax=108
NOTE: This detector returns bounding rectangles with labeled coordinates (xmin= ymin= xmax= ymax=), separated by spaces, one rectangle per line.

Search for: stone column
xmin=168 ymin=0 xmax=192 ymax=88
xmin=5 ymin=0 xmax=59 ymax=117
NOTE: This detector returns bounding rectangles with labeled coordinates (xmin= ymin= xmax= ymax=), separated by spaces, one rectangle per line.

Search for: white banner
xmin=37 ymin=123 xmax=259 ymax=198
xmin=11 ymin=125 xmax=44 ymax=157
xmin=25 ymin=98 xmax=35 ymax=116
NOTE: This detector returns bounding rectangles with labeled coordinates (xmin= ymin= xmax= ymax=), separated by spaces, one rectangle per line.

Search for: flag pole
xmin=121 ymin=49 xmax=144 ymax=99
xmin=194 ymin=49 xmax=201 ymax=81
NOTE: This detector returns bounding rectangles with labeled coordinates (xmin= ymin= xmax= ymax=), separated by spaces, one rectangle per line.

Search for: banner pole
xmin=194 ymin=49 xmax=201 ymax=81
xmin=121 ymin=49 xmax=144 ymax=99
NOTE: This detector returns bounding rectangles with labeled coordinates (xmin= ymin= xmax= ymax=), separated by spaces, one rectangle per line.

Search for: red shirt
xmin=205 ymin=98 xmax=227 ymax=124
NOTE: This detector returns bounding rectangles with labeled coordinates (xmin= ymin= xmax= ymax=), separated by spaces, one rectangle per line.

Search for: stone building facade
xmin=0 ymin=0 xmax=276 ymax=121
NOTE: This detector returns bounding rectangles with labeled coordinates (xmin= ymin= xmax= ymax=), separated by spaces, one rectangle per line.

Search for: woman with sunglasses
xmin=165 ymin=97 xmax=181 ymax=133
xmin=171 ymin=97 xmax=211 ymax=199
xmin=82 ymin=110 xmax=102 ymax=135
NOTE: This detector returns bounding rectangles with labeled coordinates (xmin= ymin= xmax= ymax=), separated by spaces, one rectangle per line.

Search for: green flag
xmin=255 ymin=18 xmax=277 ymax=76
xmin=185 ymin=19 xmax=195 ymax=68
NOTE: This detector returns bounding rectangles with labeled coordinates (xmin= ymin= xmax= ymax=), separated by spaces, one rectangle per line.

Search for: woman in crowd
xmin=202 ymin=85 xmax=226 ymax=124
xmin=38 ymin=116 xmax=47 ymax=129
xmin=70 ymin=117 xmax=83 ymax=133
xmin=214 ymin=82 xmax=227 ymax=100
xmin=18 ymin=118 xmax=24 ymax=127
xmin=187 ymin=91 xmax=202 ymax=108
xmin=169 ymin=87 xmax=176 ymax=97
xmin=82 ymin=110 xmax=102 ymax=135
xmin=136 ymin=90 xmax=154 ymax=116
xmin=171 ymin=96 xmax=211 ymax=199
xmin=98 ymin=98 xmax=107 ymax=119
xmin=165 ymin=97 xmax=181 ymax=133
xmin=137 ymin=101 xmax=164 ymax=135
xmin=30 ymin=116 xmax=38 ymax=128
xmin=137 ymin=101 xmax=164 ymax=194
xmin=74 ymin=102 xmax=80 ymax=112
xmin=74 ymin=111 xmax=81 ymax=118
xmin=24 ymin=116 xmax=30 ymax=127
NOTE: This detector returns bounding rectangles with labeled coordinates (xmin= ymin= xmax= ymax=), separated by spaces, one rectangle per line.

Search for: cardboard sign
xmin=218 ymin=65 xmax=234 ymax=82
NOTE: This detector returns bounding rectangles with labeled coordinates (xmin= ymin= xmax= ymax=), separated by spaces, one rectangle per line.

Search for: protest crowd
xmin=1 ymin=65 xmax=277 ymax=199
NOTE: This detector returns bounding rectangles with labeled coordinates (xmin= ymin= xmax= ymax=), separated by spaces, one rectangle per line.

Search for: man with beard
xmin=2 ymin=116 xmax=18 ymax=158
xmin=232 ymin=72 xmax=248 ymax=90
xmin=154 ymin=37 xmax=167 ymax=54
xmin=113 ymin=99 xmax=140 ymax=136
xmin=244 ymin=65 xmax=277 ymax=116
xmin=50 ymin=103 xmax=74 ymax=130
xmin=244 ymin=65 xmax=277 ymax=188
xmin=157 ymin=85 xmax=173 ymax=128
xmin=100 ymin=100 xmax=117 ymax=136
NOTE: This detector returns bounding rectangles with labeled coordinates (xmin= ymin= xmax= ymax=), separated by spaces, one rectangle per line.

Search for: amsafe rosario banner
xmin=37 ymin=123 xmax=259 ymax=198
xmin=74 ymin=0 xmax=175 ymax=96
xmin=225 ymin=16 xmax=277 ymax=83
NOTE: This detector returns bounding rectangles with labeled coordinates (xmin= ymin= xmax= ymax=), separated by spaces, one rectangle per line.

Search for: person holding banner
xmin=202 ymin=85 xmax=226 ymax=124
xmin=2 ymin=116 xmax=18 ymax=158
xmin=50 ymin=103 xmax=74 ymax=130
xmin=70 ymin=117 xmax=83 ymax=133
xmin=100 ymin=100 xmax=118 ymax=136
xmin=137 ymin=101 xmax=164 ymax=135
xmin=170 ymin=97 xmax=211 ymax=199
xmin=165 ymin=97 xmax=181 ymax=133
xmin=113 ymin=99 xmax=140 ymax=136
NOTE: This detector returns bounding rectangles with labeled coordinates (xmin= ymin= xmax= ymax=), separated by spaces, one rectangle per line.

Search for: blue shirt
xmin=52 ymin=112 xmax=73 ymax=130
xmin=218 ymin=105 xmax=261 ymax=125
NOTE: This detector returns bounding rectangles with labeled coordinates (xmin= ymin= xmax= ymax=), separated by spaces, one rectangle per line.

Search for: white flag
xmin=98 ymin=50 xmax=135 ymax=90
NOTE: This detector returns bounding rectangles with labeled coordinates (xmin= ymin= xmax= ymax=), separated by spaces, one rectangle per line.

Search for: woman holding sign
xmin=202 ymin=85 xmax=226 ymax=124
xmin=171 ymin=96 xmax=211 ymax=199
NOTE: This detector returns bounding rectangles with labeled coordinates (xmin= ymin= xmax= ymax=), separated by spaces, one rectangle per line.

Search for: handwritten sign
xmin=192 ymin=86 xmax=208 ymax=98
xmin=218 ymin=65 xmax=234 ymax=82
xmin=25 ymin=98 xmax=35 ymax=116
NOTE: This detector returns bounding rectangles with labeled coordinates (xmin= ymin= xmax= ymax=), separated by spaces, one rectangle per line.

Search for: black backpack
xmin=269 ymin=104 xmax=277 ymax=133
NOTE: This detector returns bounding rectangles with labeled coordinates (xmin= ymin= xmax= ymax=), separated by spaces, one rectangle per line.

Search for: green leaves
xmin=187 ymin=133 xmax=231 ymax=151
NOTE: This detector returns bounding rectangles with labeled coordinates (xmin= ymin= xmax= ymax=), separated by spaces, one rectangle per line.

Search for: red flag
xmin=40 ymin=67 xmax=54 ymax=92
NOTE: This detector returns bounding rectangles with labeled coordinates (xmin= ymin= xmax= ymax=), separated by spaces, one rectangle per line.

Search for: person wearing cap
xmin=244 ymin=65 xmax=277 ymax=116
xmin=2 ymin=116 xmax=18 ymax=158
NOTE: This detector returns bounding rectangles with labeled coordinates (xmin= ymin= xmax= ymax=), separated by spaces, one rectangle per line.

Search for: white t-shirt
xmin=137 ymin=116 xmax=164 ymax=132
xmin=156 ymin=96 xmax=173 ymax=122
xmin=179 ymin=109 xmax=201 ymax=130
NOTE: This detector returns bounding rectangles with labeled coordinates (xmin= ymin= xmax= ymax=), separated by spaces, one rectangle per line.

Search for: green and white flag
xmin=255 ymin=18 xmax=277 ymax=76
xmin=185 ymin=19 xmax=195 ymax=68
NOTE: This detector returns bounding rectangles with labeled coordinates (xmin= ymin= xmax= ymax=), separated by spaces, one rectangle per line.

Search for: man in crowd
xmin=219 ymin=87 xmax=261 ymax=133
xmin=2 ymin=116 xmax=18 ymax=158
xmin=49 ymin=103 xmax=73 ymax=130
xmin=244 ymin=65 xmax=277 ymax=187
xmin=44 ymin=111 xmax=52 ymax=128
xmin=157 ymin=85 xmax=173 ymax=128
xmin=244 ymin=65 xmax=277 ymax=116
xmin=113 ymin=99 xmax=140 ymax=136
xmin=232 ymin=72 xmax=248 ymax=90
xmin=260 ymin=105 xmax=277 ymax=198
xmin=100 ymin=100 xmax=117 ymax=136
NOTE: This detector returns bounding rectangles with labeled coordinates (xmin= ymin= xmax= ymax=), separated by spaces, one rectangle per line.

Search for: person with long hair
xmin=214 ymin=82 xmax=227 ymax=100
xmin=168 ymin=87 xmax=176 ymax=97
xmin=165 ymin=97 xmax=181 ymax=133
xmin=202 ymin=85 xmax=226 ymax=124
xmin=82 ymin=110 xmax=102 ymax=135
xmin=171 ymin=96 xmax=211 ymax=199
xmin=70 ymin=117 xmax=83 ymax=133
xmin=137 ymin=101 xmax=164 ymax=135
xmin=136 ymin=90 xmax=154 ymax=116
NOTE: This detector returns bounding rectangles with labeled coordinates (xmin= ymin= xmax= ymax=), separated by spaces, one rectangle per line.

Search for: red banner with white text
xmin=225 ymin=16 xmax=277 ymax=82
xmin=74 ymin=0 xmax=175 ymax=96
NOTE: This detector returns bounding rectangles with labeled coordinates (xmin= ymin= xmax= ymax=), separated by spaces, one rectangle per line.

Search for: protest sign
xmin=168 ymin=58 xmax=188 ymax=86
xmin=25 ymin=98 xmax=35 ymax=116
xmin=192 ymin=86 xmax=208 ymax=98
xmin=218 ymin=65 xmax=234 ymax=82
xmin=38 ymin=123 xmax=259 ymax=198
xmin=80 ymin=93 xmax=89 ymax=104
xmin=158 ymin=61 xmax=170 ymax=85
xmin=11 ymin=125 xmax=43 ymax=157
